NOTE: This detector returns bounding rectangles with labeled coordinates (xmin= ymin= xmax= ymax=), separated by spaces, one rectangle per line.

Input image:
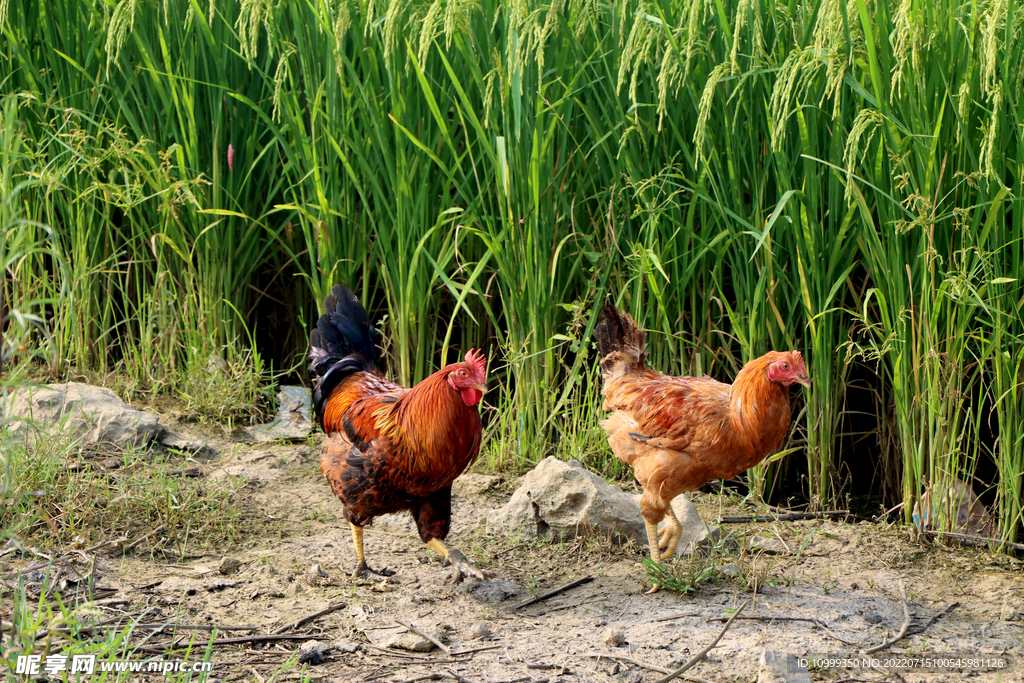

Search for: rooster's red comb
xmin=464 ymin=348 xmax=487 ymax=378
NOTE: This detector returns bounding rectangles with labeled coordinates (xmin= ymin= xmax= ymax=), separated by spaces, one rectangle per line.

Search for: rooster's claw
xmin=441 ymin=548 xmax=494 ymax=584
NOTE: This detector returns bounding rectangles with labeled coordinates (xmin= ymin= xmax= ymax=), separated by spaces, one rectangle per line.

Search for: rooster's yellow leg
xmin=426 ymin=538 xmax=493 ymax=583
xmin=350 ymin=523 xmax=395 ymax=578
xmin=643 ymin=518 xmax=663 ymax=594
xmin=657 ymin=509 xmax=683 ymax=558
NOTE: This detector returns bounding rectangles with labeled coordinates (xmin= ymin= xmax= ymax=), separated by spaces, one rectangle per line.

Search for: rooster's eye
xmin=781 ymin=362 xmax=790 ymax=371
xmin=459 ymin=370 xmax=467 ymax=377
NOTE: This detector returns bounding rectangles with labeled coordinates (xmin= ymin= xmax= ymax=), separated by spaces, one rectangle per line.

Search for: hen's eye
xmin=781 ymin=362 xmax=790 ymax=370
xmin=459 ymin=370 xmax=467 ymax=377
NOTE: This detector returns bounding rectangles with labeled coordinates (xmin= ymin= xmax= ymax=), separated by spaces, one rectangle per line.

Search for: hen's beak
xmin=795 ymin=375 xmax=811 ymax=388
xmin=474 ymin=383 xmax=487 ymax=395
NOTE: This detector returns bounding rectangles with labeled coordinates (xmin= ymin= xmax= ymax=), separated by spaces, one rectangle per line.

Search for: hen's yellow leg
xmin=425 ymin=538 xmax=493 ymax=583
xmin=643 ymin=518 xmax=663 ymax=594
xmin=350 ymin=523 xmax=394 ymax=578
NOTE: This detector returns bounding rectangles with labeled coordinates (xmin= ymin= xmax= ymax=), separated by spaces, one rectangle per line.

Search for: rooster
xmin=309 ymin=285 xmax=490 ymax=582
xmin=595 ymin=303 xmax=810 ymax=592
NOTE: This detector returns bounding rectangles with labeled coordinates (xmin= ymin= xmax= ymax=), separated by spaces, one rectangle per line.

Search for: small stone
xmin=469 ymin=622 xmax=491 ymax=639
xmin=748 ymin=536 xmax=790 ymax=555
xmin=285 ymin=582 xmax=305 ymax=596
xmin=383 ymin=631 xmax=434 ymax=652
xmin=332 ymin=639 xmax=359 ymax=654
xmin=604 ymin=628 xmax=625 ymax=647
xmin=218 ymin=557 xmax=242 ymax=574
xmin=717 ymin=564 xmax=741 ymax=577
xmin=303 ymin=564 xmax=329 ymax=587
xmin=863 ymin=613 xmax=883 ymax=624
xmin=593 ymin=618 xmax=607 ymax=627
xmin=298 ymin=640 xmax=329 ymax=665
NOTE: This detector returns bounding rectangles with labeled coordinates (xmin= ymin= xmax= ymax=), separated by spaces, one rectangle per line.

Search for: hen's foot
xmin=352 ymin=561 xmax=396 ymax=579
xmin=657 ymin=511 xmax=683 ymax=557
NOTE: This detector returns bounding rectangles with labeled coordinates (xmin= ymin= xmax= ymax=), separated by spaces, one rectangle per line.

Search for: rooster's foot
xmin=441 ymin=548 xmax=495 ymax=584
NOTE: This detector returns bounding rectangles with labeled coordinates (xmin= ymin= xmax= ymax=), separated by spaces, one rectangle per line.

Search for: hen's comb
xmin=465 ymin=348 xmax=487 ymax=379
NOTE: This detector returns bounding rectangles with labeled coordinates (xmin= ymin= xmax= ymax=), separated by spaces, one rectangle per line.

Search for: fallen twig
xmin=910 ymin=601 xmax=960 ymax=637
xmin=395 ymin=619 xmax=451 ymax=656
xmin=149 ymin=633 xmax=316 ymax=651
xmin=515 ymin=575 xmax=594 ymax=610
xmin=717 ymin=511 xmax=848 ymax=523
xmin=449 ymin=643 xmax=501 ymax=656
xmin=919 ymin=530 xmax=1024 ymax=552
xmin=578 ymin=652 xmax=670 ymax=674
xmin=272 ymin=601 xmax=346 ymax=634
xmin=123 ymin=525 xmax=167 ymax=552
xmin=9 ymin=536 xmax=129 ymax=577
xmin=652 ymin=600 xmax=750 ymax=683
xmin=864 ymin=585 xmax=912 ymax=655
xmin=652 ymin=611 xmax=699 ymax=623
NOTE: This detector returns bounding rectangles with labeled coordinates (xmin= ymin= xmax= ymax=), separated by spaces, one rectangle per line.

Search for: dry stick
xmin=395 ymin=619 xmax=451 ymax=656
xmin=652 ymin=611 xmax=699 ymax=623
xmin=9 ymin=536 xmax=129 ymax=577
xmin=515 ymin=575 xmax=594 ymax=610
xmin=449 ymin=643 xmax=501 ymax=656
xmin=864 ymin=586 xmax=912 ymax=655
xmin=652 ymin=600 xmax=750 ymax=683
xmin=393 ymin=676 xmax=444 ymax=683
xmin=122 ymin=525 xmax=167 ymax=552
xmin=272 ymin=601 xmax=347 ymax=634
xmin=579 ymin=652 xmax=671 ymax=674
xmin=920 ymin=530 xmax=1024 ymax=552
xmin=148 ymin=633 xmax=316 ymax=651
xmin=717 ymin=511 xmax=848 ymax=523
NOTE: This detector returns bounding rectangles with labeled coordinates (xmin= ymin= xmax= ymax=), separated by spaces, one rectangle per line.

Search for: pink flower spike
xmin=227 ymin=144 xmax=235 ymax=171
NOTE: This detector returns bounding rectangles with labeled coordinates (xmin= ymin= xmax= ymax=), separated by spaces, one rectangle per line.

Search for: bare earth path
xmin=11 ymin=416 xmax=1024 ymax=683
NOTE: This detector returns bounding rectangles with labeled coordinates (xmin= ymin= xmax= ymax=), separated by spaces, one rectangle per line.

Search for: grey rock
xmin=748 ymin=535 xmax=790 ymax=555
xmin=468 ymin=622 xmax=491 ymax=639
xmin=3 ymin=382 xmax=163 ymax=449
xmin=375 ymin=628 xmax=435 ymax=652
xmin=332 ymin=640 xmax=359 ymax=654
xmin=486 ymin=457 xmax=644 ymax=543
xmin=244 ymin=385 xmax=312 ymax=443
xmin=453 ymin=473 xmax=501 ymax=496
xmin=717 ymin=563 xmax=741 ymax=577
xmin=297 ymin=640 xmax=329 ymax=665
xmin=218 ymin=557 xmax=243 ymax=574
xmin=466 ymin=578 xmax=521 ymax=602
xmin=757 ymin=649 xmax=811 ymax=683
xmin=160 ymin=431 xmax=217 ymax=458
xmin=302 ymin=564 xmax=330 ymax=587
xmin=486 ymin=457 xmax=716 ymax=556
xmin=603 ymin=628 xmax=626 ymax=647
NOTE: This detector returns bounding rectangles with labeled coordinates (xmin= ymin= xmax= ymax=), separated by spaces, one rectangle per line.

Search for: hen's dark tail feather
xmin=309 ymin=285 xmax=378 ymax=427
xmin=594 ymin=302 xmax=646 ymax=374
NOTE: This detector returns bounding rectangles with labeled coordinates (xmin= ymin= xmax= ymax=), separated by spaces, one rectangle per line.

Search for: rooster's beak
xmin=474 ymin=383 xmax=487 ymax=394
xmin=795 ymin=375 xmax=811 ymax=388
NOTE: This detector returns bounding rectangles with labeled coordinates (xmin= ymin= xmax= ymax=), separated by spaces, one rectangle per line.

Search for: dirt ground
xmin=11 ymin=413 xmax=1024 ymax=683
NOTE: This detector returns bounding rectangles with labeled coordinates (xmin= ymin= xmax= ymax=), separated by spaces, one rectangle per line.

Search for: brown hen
xmin=595 ymin=303 xmax=810 ymax=591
